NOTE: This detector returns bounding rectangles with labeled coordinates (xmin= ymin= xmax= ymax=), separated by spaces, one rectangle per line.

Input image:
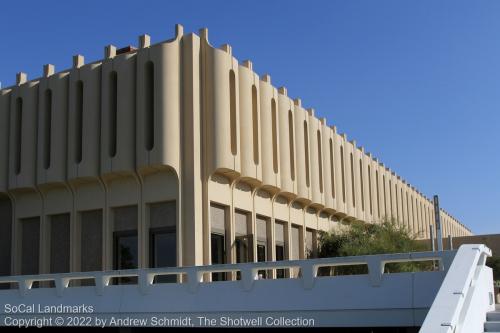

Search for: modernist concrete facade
xmin=0 ymin=25 xmax=472 ymax=278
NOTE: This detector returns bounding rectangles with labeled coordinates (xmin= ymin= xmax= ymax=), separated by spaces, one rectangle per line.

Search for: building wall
xmin=419 ymin=234 xmax=500 ymax=257
xmin=0 ymin=25 xmax=472 ymax=278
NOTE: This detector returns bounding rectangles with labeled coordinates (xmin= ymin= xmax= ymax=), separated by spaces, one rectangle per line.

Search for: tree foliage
xmin=486 ymin=256 xmax=500 ymax=282
xmin=317 ymin=218 xmax=433 ymax=275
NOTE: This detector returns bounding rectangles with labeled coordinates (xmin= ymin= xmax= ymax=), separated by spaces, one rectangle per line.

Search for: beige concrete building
xmin=0 ymin=25 xmax=471 ymax=279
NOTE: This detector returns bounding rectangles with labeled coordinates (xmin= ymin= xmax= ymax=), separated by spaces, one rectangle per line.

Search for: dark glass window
xmin=14 ymin=98 xmax=23 ymax=174
xmin=144 ymin=61 xmax=155 ymax=151
xmin=75 ymin=81 xmax=83 ymax=163
xmin=21 ymin=217 xmax=40 ymax=288
xmin=81 ymin=210 xmax=103 ymax=272
xmin=109 ymin=71 xmax=118 ymax=158
xmin=211 ymin=233 xmax=226 ymax=281
xmin=0 ymin=197 xmax=12 ymax=283
xmin=49 ymin=214 xmax=70 ymax=274
xmin=235 ymin=235 xmax=249 ymax=280
xmin=257 ymin=243 xmax=267 ymax=278
xmin=21 ymin=217 xmax=40 ymax=275
xmin=235 ymin=236 xmax=249 ymax=264
xmin=113 ymin=230 xmax=138 ymax=284
xmin=150 ymin=227 xmax=176 ymax=283
xmin=275 ymin=244 xmax=285 ymax=279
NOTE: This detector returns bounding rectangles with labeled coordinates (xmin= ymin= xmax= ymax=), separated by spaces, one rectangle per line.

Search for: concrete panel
xmin=409 ymin=189 xmax=416 ymax=233
xmin=208 ymin=174 xmax=232 ymax=207
xmin=305 ymin=208 xmax=317 ymax=230
xmin=374 ymin=163 xmax=386 ymax=221
xmin=254 ymin=190 xmax=272 ymax=218
xmin=68 ymin=63 xmax=102 ymax=180
xmin=277 ymin=90 xmax=295 ymax=195
xmin=408 ymin=186 xmax=415 ymax=233
xmin=273 ymin=195 xmax=289 ymax=222
xmin=238 ymin=62 xmax=261 ymax=183
xmin=74 ymin=181 xmax=105 ymax=212
xmin=233 ymin=181 xmax=252 ymax=212
xmin=353 ymin=146 xmax=363 ymax=221
xmin=101 ymin=52 xmax=137 ymax=175
xmin=13 ymin=190 xmax=42 ymax=219
xmin=143 ymin=170 xmax=178 ymax=204
xmin=8 ymin=82 xmax=39 ymax=190
xmin=0 ymin=90 xmax=11 ymax=193
xmin=414 ymin=195 xmax=423 ymax=238
xmin=362 ymin=152 xmax=373 ymax=223
xmin=318 ymin=212 xmax=331 ymax=232
xmin=389 ymin=173 xmax=398 ymax=222
xmin=333 ymin=132 xmax=346 ymax=215
xmin=259 ymin=76 xmax=280 ymax=190
xmin=290 ymin=202 xmax=304 ymax=235
xmin=293 ymin=102 xmax=310 ymax=201
xmin=136 ymin=28 xmax=182 ymax=174
xmin=308 ymin=116 xmax=323 ymax=206
xmin=382 ymin=168 xmax=391 ymax=220
xmin=43 ymin=186 xmax=72 ymax=216
xmin=401 ymin=183 xmax=410 ymax=231
xmin=343 ymin=140 xmax=356 ymax=219
xmin=37 ymin=72 xmax=69 ymax=185
xmin=368 ymin=157 xmax=379 ymax=222
xmin=321 ymin=125 xmax=334 ymax=211
xmin=108 ymin=176 xmax=140 ymax=208
xmin=201 ymin=31 xmax=240 ymax=176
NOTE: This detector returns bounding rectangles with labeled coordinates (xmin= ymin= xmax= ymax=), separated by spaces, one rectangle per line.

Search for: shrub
xmin=317 ymin=217 xmax=433 ymax=275
xmin=486 ymin=256 xmax=500 ymax=282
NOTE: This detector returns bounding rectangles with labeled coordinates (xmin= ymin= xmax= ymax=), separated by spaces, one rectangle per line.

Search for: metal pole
xmin=429 ymin=224 xmax=435 ymax=252
xmin=433 ymin=195 xmax=443 ymax=252
xmin=448 ymin=234 xmax=453 ymax=250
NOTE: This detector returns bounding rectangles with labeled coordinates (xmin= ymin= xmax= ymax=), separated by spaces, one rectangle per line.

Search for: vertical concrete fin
xmin=16 ymin=72 xmax=27 ymax=86
xmin=139 ymin=34 xmax=151 ymax=49
xmin=199 ymin=28 xmax=209 ymax=43
xmin=73 ymin=55 xmax=84 ymax=68
xmin=105 ymin=45 xmax=117 ymax=59
xmin=242 ymin=60 xmax=253 ymax=70
xmin=43 ymin=64 xmax=55 ymax=78
xmin=175 ymin=24 xmax=184 ymax=38
xmin=261 ymin=74 xmax=271 ymax=83
xmin=219 ymin=44 xmax=232 ymax=55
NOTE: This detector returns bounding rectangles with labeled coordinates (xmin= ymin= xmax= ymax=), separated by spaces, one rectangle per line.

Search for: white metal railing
xmin=419 ymin=244 xmax=495 ymax=333
xmin=0 ymin=250 xmax=455 ymax=298
xmin=3 ymin=248 xmax=490 ymax=328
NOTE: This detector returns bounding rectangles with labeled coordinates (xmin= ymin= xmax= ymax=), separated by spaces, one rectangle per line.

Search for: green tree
xmin=317 ymin=218 xmax=433 ymax=275
xmin=486 ymin=256 xmax=500 ymax=282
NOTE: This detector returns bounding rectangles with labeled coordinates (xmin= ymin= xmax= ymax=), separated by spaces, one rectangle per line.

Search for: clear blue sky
xmin=1 ymin=0 xmax=498 ymax=235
